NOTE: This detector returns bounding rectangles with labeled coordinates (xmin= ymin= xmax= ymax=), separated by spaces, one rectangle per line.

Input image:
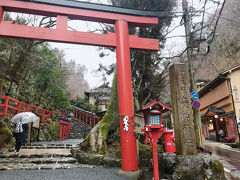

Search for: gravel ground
xmin=0 ymin=167 xmax=130 ymax=180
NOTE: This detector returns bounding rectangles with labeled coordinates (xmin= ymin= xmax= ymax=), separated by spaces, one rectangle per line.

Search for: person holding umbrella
xmin=12 ymin=118 xmax=28 ymax=152
xmin=11 ymin=112 xmax=39 ymax=152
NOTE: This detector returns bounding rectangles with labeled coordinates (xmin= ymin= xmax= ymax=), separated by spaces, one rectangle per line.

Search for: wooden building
xmin=84 ymin=85 xmax=111 ymax=111
xmin=199 ymin=65 xmax=240 ymax=142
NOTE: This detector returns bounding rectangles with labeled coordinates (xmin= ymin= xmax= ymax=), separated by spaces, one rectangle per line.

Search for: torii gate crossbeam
xmin=0 ymin=0 xmax=160 ymax=176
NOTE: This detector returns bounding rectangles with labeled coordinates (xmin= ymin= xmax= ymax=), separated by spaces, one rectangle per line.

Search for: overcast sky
xmin=49 ymin=0 xmax=221 ymax=88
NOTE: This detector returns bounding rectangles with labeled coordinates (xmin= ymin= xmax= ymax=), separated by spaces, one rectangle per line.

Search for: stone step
xmin=21 ymin=144 xmax=75 ymax=149
xmin=21 ymin=146 xmax=72 ymax=149
xmin=0 ymin=153 xmax=72 ymax=158
xmin=0 ymin=157 xmax=77 ymax=164
xmin=0 ymin=163 xmax=94 ymax=170
xmin=25 ymin=143 xmax=74 ymax=147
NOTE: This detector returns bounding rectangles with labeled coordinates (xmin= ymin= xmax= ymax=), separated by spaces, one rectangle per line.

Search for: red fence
xmin=73 ymin=107 xmax=101 ymax=128
xmin=0 ymin=95 xmax=51 ymax=123
xmin=58 ymin=108 xmax=102 ymax=141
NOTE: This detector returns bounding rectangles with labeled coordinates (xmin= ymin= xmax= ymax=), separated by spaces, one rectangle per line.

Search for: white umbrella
xmin=11 ymin=112 xmax=39 ymax=124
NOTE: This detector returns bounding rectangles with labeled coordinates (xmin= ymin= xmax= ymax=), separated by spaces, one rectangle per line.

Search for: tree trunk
xmin=80 ymin=72 xmax=119 ymax=154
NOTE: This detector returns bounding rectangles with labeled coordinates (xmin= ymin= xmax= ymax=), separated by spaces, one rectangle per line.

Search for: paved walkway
xmin=204 ymin=140 xmax=240 ymax=179
xmin=0 ymin=167 xmax=129 ymax=180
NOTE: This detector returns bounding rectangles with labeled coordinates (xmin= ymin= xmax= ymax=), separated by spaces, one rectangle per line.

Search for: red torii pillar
xmin=116 ymin=20 xmax=138 ymax=172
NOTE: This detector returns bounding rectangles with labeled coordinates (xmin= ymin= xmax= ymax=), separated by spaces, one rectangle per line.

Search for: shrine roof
xmin=141 ymin=99 xmax=172 ymax=112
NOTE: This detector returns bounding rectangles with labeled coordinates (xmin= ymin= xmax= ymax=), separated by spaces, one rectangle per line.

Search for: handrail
xmin=0 ymin=94 xmax=51 ymax=123
xmin=58 ymin=108 xmax=102 ymax=141
xmin=73 ymin=108 xmax=101 ymax=127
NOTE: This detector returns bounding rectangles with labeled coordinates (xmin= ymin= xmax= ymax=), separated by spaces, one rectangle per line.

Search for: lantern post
xmin=141 ymin=100 xmax=173 ymax=180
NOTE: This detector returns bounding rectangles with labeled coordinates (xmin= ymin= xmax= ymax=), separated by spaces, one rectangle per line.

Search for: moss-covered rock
xmin=159 ymin=153 xmax=225 ymax=180
xmin=0 ymin=120 xmax=14 ymax=150
xmin=209 ymin=159 xmax=225 ymax=180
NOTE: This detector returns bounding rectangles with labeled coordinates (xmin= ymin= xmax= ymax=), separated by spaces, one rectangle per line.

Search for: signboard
xmin=192 ymin=100 xmax=200 ymax=109
xmin=32 ymin=117 xmax=40 ymax=129
xmin=228 ymin=117 xmax=237 ymax=138
xmin=190 ymin=92 xmax=199 ymax=101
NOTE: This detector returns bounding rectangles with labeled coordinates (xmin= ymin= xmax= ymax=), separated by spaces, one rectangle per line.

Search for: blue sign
xmin=190 ymin=92 xmax=199 ymax=100
xmin=192 ymin=100 xmax=200 ymax=109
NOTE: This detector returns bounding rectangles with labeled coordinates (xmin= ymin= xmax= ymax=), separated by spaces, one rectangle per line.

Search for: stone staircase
xmin=0 ymin=141 xmax=86 ymax=170
xmin=68 ymin=119 xmax=91 ymax=139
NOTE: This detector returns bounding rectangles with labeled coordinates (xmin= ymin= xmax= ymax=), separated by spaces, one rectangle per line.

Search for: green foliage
xmin=0 ymin=14 xmax=73 ymax=112
xmin=0 ymin=120 xmax=14 ymax=148
xmin=47 ymin=120 xmax=60 ymax=141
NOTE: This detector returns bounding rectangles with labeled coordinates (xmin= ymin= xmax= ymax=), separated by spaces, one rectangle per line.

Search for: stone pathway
xmin=205 ymin=140 xmax=240 ymax=180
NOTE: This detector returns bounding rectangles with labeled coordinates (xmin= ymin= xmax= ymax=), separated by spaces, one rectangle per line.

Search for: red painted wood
xmin=3 ymin=96 xmax=8 ymax=116
xmin=142 ymin=99 xmax=172 ymax=111
xmin=0 ymin=0 xmax=158 ymax=27
xmin=116 ymin=20 xmax=138 ymax=171
xmin=56 ymin=15 xmax=68 ymax=31
xmin=0 ymin=6 xmax=3 ymax=22
xmin=0 ymin=95 xmax=51 ymax=123
xmin=0 ymin=22 xmax=159 ymax=50
xmin=60 ymin=124 xmax=62 ymax=141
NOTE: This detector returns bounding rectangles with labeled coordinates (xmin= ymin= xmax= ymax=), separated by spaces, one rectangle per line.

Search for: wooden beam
xmin=0 ymin=22 xmax=159 ymax=50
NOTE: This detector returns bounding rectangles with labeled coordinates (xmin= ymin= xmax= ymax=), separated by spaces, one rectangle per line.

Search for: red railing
xmin=58 ymin=108 xmax=102 ymax=141
xmin=58 ymin=111 xmax=71 ymax=141
xmin=73 ymin=108 xmax=101 ymax=127
xmin=0 ymin=95 xmax=51 ymax=123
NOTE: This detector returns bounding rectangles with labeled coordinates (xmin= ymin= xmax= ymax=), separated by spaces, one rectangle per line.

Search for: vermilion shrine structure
xmin=0 ymin=0 xmax=161 ymax=174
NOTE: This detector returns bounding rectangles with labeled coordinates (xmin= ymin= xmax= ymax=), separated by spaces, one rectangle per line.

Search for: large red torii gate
xmin=0 ymin=0 xmax=160 ymax=176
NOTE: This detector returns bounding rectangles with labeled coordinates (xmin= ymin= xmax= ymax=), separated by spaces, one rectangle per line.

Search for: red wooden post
xmin=59 ymin=124 xmax=62 ymax=141
xmin=62 ymin=125 xmax=65 ymax=140
xmin=151 ymin=132 xmax=160 ymax=180
xmin=115 ymin=19 xmax=138 ymax=171
xmin=15 ymin=101 xmax=21 ymax=114
xmin=3 ymin=96 xmax=8 ymax=116
xmin=0 ymin=6 xmax=3 ymax=22
xmin=34 ymin=106 xmax=38 ymax=114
